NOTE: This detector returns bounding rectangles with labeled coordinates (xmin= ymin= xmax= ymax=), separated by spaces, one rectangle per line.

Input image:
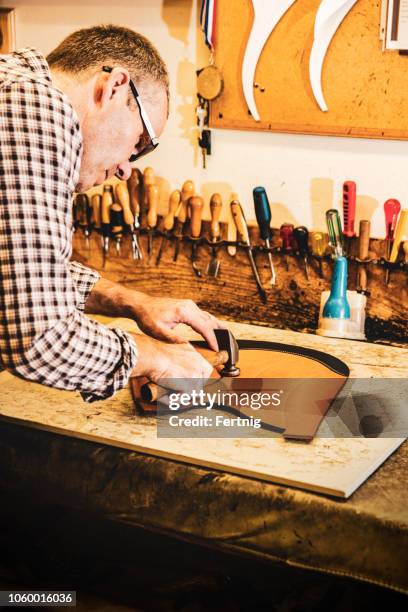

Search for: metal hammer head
xmin=214 ymin=329 xmax=240 ymax=377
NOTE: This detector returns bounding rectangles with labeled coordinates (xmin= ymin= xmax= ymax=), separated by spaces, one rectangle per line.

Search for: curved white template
xmin=242 ymin=0 xmax=297 ymax=122
xmin=309 ymin=0 xmax=359 ymax=112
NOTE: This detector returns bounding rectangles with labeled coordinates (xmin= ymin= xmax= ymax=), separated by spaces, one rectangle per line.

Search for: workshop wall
xmin=7 ymin=0 xmax=408 ymax=237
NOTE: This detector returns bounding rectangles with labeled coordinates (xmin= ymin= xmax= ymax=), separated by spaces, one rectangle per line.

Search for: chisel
xmin=310 ymin=231 xmax=325 ymax=278
xmin=342 ymin=181 xmax=356 ymax=256
xmin=231 ymin=198 xmax=267 ymax=303
xmin=227 ymin=194 xmax=238 ymax=257
xmin=156 ymin=190 xmax=181 ymax=266
xmin=326 ymin=209 xmax=343 ymax=257
xmin=127 ymin=168 xmax=143 ymax=260
xmin=253 ymin=186 xmax=276 ymax=286
xmin=189 ymin=195 xmax=204 ymax=277
xmin=75 ymin=193 xmax=92 ymax=250
xmin=110 ymin=202 xmax=125 ymax=255
xmin=101 ymin=185 xmax=113 ymax=268
xmin=142 ymin=167 xmax=155 ymax=221
xmin=174 ymin=180 xmax=195 ymax=261
xmin=293 ymin=226 xmax=310 ymax=281
xmin=90 ymin=194 xmax=103 ymax=248
xmin=357 ymin=220 xmax=370 ymax=294
xmin=383 ymin=199 xmax=401 ymax=285
xmin=279 ymin=223 xmax=294 ymax=271
xmin=389 ymin=208 xmax=408 ymax=266
xmin=207 ymin=193 xmax=223 ymax=277
xmin=115 ymin=183 xmax=136 ymax=258
xmin=146 ymin=184 xmax=159 ymax=261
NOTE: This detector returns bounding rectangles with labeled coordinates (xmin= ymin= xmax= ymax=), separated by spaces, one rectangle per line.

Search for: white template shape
xmin=242 ymin=0 xmax=297 ymax=121
xmin=309 ymin=0 xmax=360 ymax=112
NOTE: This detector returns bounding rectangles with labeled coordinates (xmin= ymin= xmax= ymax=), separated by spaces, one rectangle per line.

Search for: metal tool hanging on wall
xmin=309 ymin=0 xmax=360 ymax=112
xmin=242 ymin=0 xmax=297 ymax=121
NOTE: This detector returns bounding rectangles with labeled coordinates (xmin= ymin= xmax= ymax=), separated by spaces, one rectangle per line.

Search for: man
xmin=0 ymin=24 xmax=225 ymax=403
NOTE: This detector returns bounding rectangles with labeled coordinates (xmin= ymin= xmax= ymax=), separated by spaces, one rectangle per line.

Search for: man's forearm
xmin=83 ymin=277 xmax=148 ymax=318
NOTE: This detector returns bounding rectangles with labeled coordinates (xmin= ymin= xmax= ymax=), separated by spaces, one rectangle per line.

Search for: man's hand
xmin=129 ymin=333 xmax=214 ymax=383
xmin=129 ymin=296 xmax=226 ymax=351
xmin=84 ymin=277 xmax=227 ymax=351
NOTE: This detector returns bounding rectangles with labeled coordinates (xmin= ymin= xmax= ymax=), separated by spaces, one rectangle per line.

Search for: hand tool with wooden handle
xmin=326 ymin=209 xmax=343 ymax=257
xmin=101 ymin=185 xmax=113 ymax=268
xmin=189 ymin=195 xmax=204 ymax=277
xmin=357 ymin=220 xmax=370 ymax=293
xmin=403 ymin=241 xmax=408 ymax=265
xmin=231 ymin=198 xmax=267 ymax=303
xmin=384 ymin=199 xmax=401 ymax=285
xmin=279 ymin=223 xmax=294 ymax=271
xmin=342 ymin=180 xmax=356 ymax=255
xmin=174 ymin=180 xmax=195 ymax=261
xmin=156 ymin=190 xmax=181 ymax=266
xmin=389 ymin=208 xmax=408 ymax=264
xmin=115 ymin=182 xmax=139 ymax=259
xmin=75 ymin=193 xmax=92 ymax=250
xmin=110 ymin=202 xmax=126 ymax=256
xmin=253 ymin=186 xmax=276 ymax=286
xmin=293 ymin=226 xmax=310 ymax=281
xmin=310 ymin=231 xmax=325 ymax=278
xmin=207 ymin=193 xmax=223 ymax=277
xmin=142 ymin=166 xmax=155 ymax=220
xmin=126 ymin=168 xmax=143 ymax=259
xmin=227 ymin=194 xmax=238 ymax=256
xmin=90 ymin=194 xmax=103 ymax=248
xmin=146 ymin=184 xmax=159 ymax=261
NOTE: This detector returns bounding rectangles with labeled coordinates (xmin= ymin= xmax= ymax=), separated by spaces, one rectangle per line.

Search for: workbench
xmin=0 ymin=317 xmax=407 ymax=594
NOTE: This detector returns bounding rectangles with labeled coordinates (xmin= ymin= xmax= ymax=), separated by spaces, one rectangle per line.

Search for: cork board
xmin=210 ymin=0 xmax=408 ymax=139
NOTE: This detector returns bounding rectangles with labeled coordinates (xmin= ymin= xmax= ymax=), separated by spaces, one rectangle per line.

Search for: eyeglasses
xmin=102 ymin=65 xmax=159 ymax=163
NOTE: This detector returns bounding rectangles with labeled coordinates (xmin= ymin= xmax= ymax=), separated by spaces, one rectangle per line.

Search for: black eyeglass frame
xmin=102 ymin=65 xmax=159 ymax=163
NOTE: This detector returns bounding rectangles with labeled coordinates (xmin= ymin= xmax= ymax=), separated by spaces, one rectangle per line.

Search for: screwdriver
xmin=231 ymin=198 xmax=267 ymax=303
xmin=156 ymin=190 xmax=181 ymax=266
xmin=189 ymin=196 xmax=204 ymax=277
xmin=253 ymin=186 xmax=276 ymax=285
xmin=342 ymin=181 xmax=356 ymax=256
xmin=293 ymin=226 xmax=310 ymax=281
xmin=279 ymin=223 xmax=294 ymax=270
xmin=101 ymin=185 xmax=113 ymax=268
xmin=384 ymin=199 xmax=401 ymax=285
xmin=310 ymin=231 xmax=325 ymax=278
xmin=389 ymin=208 xmax=408 ymax=266
xmin=357 ymin=220 xmax=370 ymax=294
xmin=146 ymin=184 xmax=159 ymax=260
xmin=326 ymin=209 xmax=343 ymax=257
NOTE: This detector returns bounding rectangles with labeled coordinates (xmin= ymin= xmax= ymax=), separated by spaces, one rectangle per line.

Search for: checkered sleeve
xmin=68 ymin=260 xmax=101 ymax=312
xmin=0 ymin=79 xmax=138 ymax=402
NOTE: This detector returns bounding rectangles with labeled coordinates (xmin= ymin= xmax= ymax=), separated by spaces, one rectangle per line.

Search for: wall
xmin=2 ymin=0 xmax=408 ymax=236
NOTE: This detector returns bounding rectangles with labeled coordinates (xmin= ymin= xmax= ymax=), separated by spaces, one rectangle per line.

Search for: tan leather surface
xmin=130 ymin=344 xmax=347 ymax=441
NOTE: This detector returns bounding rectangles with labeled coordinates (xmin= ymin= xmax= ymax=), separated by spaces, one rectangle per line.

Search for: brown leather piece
xmin=130 ymin=341 xmax=349 ymax=441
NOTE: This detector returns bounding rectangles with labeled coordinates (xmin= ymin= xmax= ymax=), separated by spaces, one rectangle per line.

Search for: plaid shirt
xmin=0 ymin=48 xmax=138 ymax=402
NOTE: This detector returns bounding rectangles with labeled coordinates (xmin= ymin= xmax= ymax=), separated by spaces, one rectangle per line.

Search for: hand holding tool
xmin=389 ymin=208 xmax=408 ymax=263
xmin=231 ymin=198 xmax=267 ymax=303
xmin=156 ymin=190 xmax=181 ymax=266
xmin=293 ymin=225 xmax=310 ymax=281
xmin=207 ymin=193 xmax=223 ymax=277
xmin=253 ymin=186 xmax=276 ymax=285
xmin=146 ymin=184 xmax=159 ymax=260
xmin=188 ymin=195 xmax=204 ymax=277
xmin=279 ymin=223 xmax=294 ymax=270
xmin=342 ymin=180 xmax=356 ymax=255
xmin=357 ymin=220 xmax=370 ymax=293
xmin=174 ymin=180 xmax=195 ymax=261
xmin=101 ymin=186 xmax=113 ymax=268
xmin=310 ymin=231 xmax=325 ymax=277
xmin=326 ymin=209 xmax=343 ymax=257
xmin=384 ymin=199 xmax=401 ymax=284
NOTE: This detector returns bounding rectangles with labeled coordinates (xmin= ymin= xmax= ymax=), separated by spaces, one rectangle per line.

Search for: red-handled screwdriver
xmin=342 ymin=181 xmax=356 ymax=255
xmin=280 ymin=223 xmax=294 ymax=271
xmin=384 ymin=199 xmax=401 ymax=285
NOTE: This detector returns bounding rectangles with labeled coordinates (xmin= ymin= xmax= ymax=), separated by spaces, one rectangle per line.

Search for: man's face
xmin=76 ymin=69 xmax=167 ymax=192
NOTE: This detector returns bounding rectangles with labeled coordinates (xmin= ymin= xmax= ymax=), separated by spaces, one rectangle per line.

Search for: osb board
xmin=0 ymin=316 xmax=405 ymax=499
xmin=210 ymin=0 xmax=408 ymax=139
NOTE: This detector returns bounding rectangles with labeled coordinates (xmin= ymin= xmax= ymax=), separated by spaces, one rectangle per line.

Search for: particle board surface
xmin=0 ymin=316 xmax=405 ymax=499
